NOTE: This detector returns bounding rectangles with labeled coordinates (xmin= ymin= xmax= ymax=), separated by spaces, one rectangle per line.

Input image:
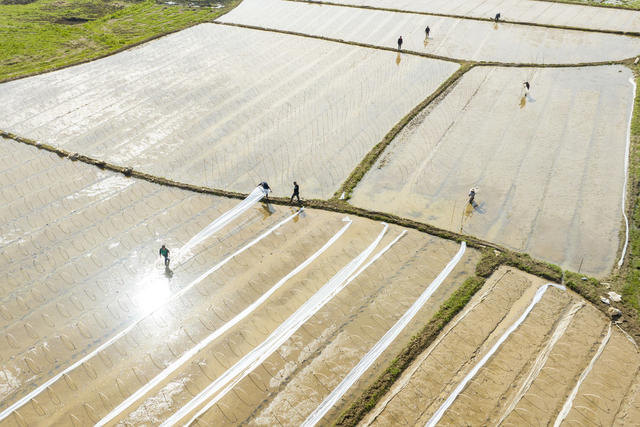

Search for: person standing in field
xmin=468 ymin=188 xmax=477 ymax=205
xmin=290 ymin=181 xmax=300 ymax=204
xmin=258 ymin=181 xmax=271 ymax=199
xmin=397 ymin=36 xmax=403 ymax=50
xmin=524 ymin=81 xmax=530 ymax=91
xmin=494 ymin=12 xmax=501 ymax=22
xmin=425 ymin=26 xmax=430 ymax=38
xmin=159 ymin=245 xmax=170 ymax=267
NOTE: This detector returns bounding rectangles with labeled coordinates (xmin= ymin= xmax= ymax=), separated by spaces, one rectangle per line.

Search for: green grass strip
xmin=334 ymin=275 xmax=486 ymax=427
xmin=0 ymin=0 xmax=241 ymax=82
xmin=333 ymin=63 xmax=472 ymax=201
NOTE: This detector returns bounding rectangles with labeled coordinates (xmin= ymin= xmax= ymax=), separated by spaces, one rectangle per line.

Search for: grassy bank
xmin=0 ymin=0 xmax=240 ymax=82
xmin=334 ymin=275 xmax=486 ymax=427
xmin=617 ymin=64 xmax=640 ymax=327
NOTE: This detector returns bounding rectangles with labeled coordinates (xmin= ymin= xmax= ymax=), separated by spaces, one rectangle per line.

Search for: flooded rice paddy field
xmin=363 ymin=266 xmax=640 ymax=426
xmin=219 ymin=0 xmax=640 ymax=64
xmin=0 ymin=23 xmax=458 ymax=199
xmin=328 ymin=0 xmax=640 ymax=33
xmin=351 ymin=65 xmax=634 ymax=277
xmin=0 ymin=137 xmax=479 ymax=425
xmin=2 ymin=0 xmax=640 ymax=424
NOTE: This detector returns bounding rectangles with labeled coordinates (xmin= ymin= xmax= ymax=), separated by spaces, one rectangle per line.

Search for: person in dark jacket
xmin=425 ymin=26 xmax=430 ymax=38
xmin=290 ymin=181 xmax=300 ymax=204
xmin=397 ymin=36 xmax=403 ymax=50
xmin=258 ymin=181 xmax=271 ymax=199
xmin=468 ymin=188 xmax=477 ymax=205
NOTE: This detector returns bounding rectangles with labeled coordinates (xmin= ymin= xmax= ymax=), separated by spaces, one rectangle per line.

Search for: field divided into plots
xmin=2 ymin=0 xmax=640 ymax=424
xmin=0 ymin=24 xmax=457 ymax=200
xmin=362 ymin=267 xmax=640 ymax=426
xmin=351 ymin=65 xmax=634 ymax=277
xmin=325 ymin=0 xmax=640 ymax=33
xmin=0 ymin=138 xmax=479 ymax=426
xmin=219 ymin=0 xmax=640 ymax=64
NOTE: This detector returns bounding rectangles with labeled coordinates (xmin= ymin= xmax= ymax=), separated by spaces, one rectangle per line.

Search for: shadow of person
xmin=493 ymin=22 xmax=499 ymax=30
xmin=396 ymin=52 xmax=402 ymax=65
xmin=520 ymin=95 xmax=526 ymax=109
xmin=261 ymin=202 xmax=275 ymax=219
xmin=423 ymin=37 xmax=429 ymax=47
xmin=472 ymin=201 xmax=487 ymax=214
xmin=164 ymin=266 xmax=174 ymax=279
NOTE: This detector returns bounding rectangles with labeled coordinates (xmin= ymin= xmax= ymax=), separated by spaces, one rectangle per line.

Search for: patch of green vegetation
xmin=333 ymin=63 xmax=471 ymax=201
xmin=476 ymin=248 xmax=563 ymax=282
xmin=0 ymin=0 xmax=240 ymax=81
xmin=564 ymin=270 xmax=601 ymax=305
xmin=620 ymin=64 xmax=640 ymax=315
xmin=334 ymin=275 xmax=485 ymax=427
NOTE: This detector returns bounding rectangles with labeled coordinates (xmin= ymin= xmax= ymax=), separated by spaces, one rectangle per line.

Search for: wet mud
xmin=363 ymin=266 xmax=640 ymax=426
xmin=219 ymin=0 xmax=640 ymax=64
xmin=0 ymin=137 xmax=479 ymax=426
xmin=324 ymin=0 xmax=640 ymax=34
xmin=352 ymin=65 xmax=634 ymax=277
xmin=0 ymin=24 xmax=457 ymax=200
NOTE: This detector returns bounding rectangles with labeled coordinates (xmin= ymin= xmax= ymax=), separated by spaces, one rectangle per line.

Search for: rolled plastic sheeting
xmin=179 ymin=187 xmax=265 ymax=256
xmin=302 ymin=241 xmax=465 ymax=427
xmin=553 ymin=322 xmax=612 ymax=427
xmin=426 ymin=283 xmax=566 ymax=427
xmin=0 ymin=208 xmax=300 ymax=424
xmin=96 ymin=217 xmax=352 ymax=426
xmin=618 ymin=77 xmax=636 ymax=268
xmin=162 ymin=223 xmax=396 ymax=426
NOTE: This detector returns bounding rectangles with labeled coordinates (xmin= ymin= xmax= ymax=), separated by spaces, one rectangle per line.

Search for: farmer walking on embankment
xmin=290 ymin=181 xmax=300 ymax=204
xmin=258 ymin=181 xmax=271 ymax=199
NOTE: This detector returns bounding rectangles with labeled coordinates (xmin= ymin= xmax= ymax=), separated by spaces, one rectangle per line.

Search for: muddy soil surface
xmin=328 ymin=0 xmax=640 ymax=33
xmin=0 ymin=24 xmax=457 ymax=200
xmin=363 ymin=266 xmax=640 ymax=426
xmin=352 ymin=65 xmax=634 ymax=277
xmin=0 ymin=138 xmax=478 ymax=426
xmin=219 ymin=0 xmax=640 ymax=64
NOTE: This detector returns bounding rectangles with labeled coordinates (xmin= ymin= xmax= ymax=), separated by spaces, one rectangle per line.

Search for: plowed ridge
xmin=364 ymin=267 xmax=640 ymax=426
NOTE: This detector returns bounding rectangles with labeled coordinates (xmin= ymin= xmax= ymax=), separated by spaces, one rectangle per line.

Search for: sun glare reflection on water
xmin=135 ymin=269 xmax=172 ymax=315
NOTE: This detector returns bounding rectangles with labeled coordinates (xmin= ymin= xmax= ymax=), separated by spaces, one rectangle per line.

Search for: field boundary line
xmin=96 ymin=218 xmax=353 ymax=426
xmin=161 ymin=224 xmax=394 ymax=426
xmin=286 ymin=0 xmax=640 ymax=38
xmin=0 ymin=130 xmax=566 ymax=269
xmin=214 ymin=21 xmax=630 ymax=67
xmin=332 ymin=63 xmax=471 ymax=201
xmin=302 ymin=242 xmax=466 ymax=426
xmin=0 ymin=208 xmax=302 ymax=422
xmin=426 ymin=283 xmax=566 ymax=426
xmin=618 ymin=76 xmax=637 ymax=268
xmin=529 ymin=0 xmax=640 ymax=12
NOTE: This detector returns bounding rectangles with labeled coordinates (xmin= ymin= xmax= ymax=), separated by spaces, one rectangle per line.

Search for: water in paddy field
xmin=218 ymin=0 xmax=640 ymax=64
xmin=363 ymin=267 xmax=640 ymax=427
xmin=351 ymin=65 xmax=634 ymax=277
xmin=0 ymin=138 xmax=484 ymax=425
